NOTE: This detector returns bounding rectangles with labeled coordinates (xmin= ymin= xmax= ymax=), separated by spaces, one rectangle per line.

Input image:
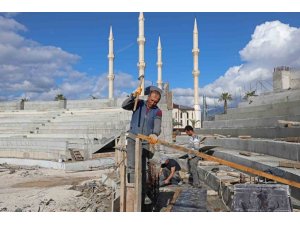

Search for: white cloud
xmin=0 ymin=15 xmax=141 ymax=101
xmin=240 ymin=21 xmax=300 ymax=67
xmin=173 ymin=20 xmax=300 ymax=108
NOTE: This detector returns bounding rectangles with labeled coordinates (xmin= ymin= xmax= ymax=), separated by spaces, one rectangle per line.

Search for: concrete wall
xmin=0 ymin=157 xmax=115 ymax=171
xmin=238 ymin=89 xmax=300 ymax=108
xmin=67 ymin=99 xmax=117 ymax=109
xmin=198 ymin=127 xmax=300 ymax=139
xmin=291 ymin=70 xmax=300 ymax=89
xmin=216 ymin=100 xmax=300 ymax=120
xmin=0 ymin=138 xmax=67 ymax=161
xmin=24 ymin=100 xmax=65 ymax=110
xmin=0 ymin=101 xmax=21 ymax=111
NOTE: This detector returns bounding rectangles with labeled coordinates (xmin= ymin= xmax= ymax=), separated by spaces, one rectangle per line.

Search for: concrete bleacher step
xmin=227 ymin=99 xmax=300 ymax=115
xmin=216 ymin=102 xmax=300 ymax=121
xmin=203 ymin=137 xmax=300 ymax=161
xmin=206 ymin=147 xmax=300 ymax=200
xmin=35 ymin=128 xmax=125 ymax=135
xmin=0 ymin=102 xmax=130 ymax=161
xmin=204 ymin=114 xmax=300 ymax=129
xmin=38 ymin=122 xmax=130 ymax=129
xmin=199 ymin=126 xmax=300 ymax=139
xmin=238 ymin=89 xmax=300 ymax=108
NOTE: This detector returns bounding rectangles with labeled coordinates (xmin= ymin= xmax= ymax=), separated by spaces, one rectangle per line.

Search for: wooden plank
xmin=119 ymin=151 xmax=126 ymax=212
xmin=279 ymin=160 xmax=300 ymax=169
xmin=239 ymin=151 xmax=252 ymax=157
xmin=227 ymin=172 xmax=241 ymax=178
xmin=238 ymin=135 xmax=252 ymax=139
xmin=213 ymin=134 xmax=226 ymax=138
xmin=277 ymin=137 xmax=300 ymax=143
xmin=92 ymin=152 xmax=115 ymax=159
xmin=125 ymin=186 xmax=135 ymax=212
xmin=165 ymin=187 xmax=182 ymax=212
xmin=278 ymin=120 xmax=300 ymax=127
xmin=134 ymin=137 xmax=142 ymax=212
xmin=198 ymin=161 xmax=220 ymax=166
xmin=135 ymin=133 xmax=300 ymax=189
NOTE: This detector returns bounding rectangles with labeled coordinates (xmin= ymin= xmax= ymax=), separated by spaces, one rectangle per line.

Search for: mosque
xmin=106 ymin=12 xmax=201 ymax=129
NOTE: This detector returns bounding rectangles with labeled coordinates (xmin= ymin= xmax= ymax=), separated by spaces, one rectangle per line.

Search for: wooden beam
xmin=134 ymin=137 xmax=142 ymax=212
xmin=165 ymin=188 xmax=182 ymax=212
xmin=135 ymin=133 xmax=300 ymax=189
xmin=119 ymin=150 xmax=126 ymax=212
xmin=92 ymin=152 xmax=115 ymax=159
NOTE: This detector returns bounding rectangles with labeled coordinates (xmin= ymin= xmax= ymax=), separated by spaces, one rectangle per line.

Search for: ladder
xmin=69 ymin=149 xmax=84 ymax=161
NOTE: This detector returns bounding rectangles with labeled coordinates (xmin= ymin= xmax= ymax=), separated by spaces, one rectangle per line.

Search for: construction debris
xmin=238 ymin=135 xmax=252 ymax=139
xmin=279 ymin=160 xmax=300 ymax=169
xmin=239 ymin=151 xmax=252 ymax=157
xmin=278 ymin=120 xmax=300 ymax=127
xmin=276 ymin=137 xmax=300 ymax=143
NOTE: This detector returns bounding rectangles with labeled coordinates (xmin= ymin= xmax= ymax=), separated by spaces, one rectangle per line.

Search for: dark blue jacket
xmin=122 ymin=95 xmax=162 ymax=136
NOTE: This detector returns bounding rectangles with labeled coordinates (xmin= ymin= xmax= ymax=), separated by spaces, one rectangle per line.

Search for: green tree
xmin=54 ymin=94 xmax=66 ymax=101
xmin=188 ymin=119 xmax=200 ymax=128
xmin=172 ymin=118 xmax=182 ymax=128
xmin=90 ymin=95 xmax=97 ymax=99
xmin=20 ymin=97 xmax=29 ymax=102
xmin=219 ymin=92 xmax=232 ymax=114
xmin=243 ymin=90 xmax=257 ymax=104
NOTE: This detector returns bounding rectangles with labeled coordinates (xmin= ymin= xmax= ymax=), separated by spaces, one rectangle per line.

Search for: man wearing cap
xmin=159 ymin=158 xmax=182 ymax=186
xmin=122 ymin=86 xmax=163 ymax=206
xmin=184 ymin=125 xmax=202 ymax=187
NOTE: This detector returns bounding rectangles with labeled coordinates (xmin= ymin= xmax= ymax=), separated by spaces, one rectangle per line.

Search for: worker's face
xmin=185 ymin=130 xmax=193 ymax=136
xmin=146 ymin=92 xmax=160 ymax=108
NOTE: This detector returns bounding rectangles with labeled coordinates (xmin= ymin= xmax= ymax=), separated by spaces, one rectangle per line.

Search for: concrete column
xmin=107 ymin=26 xmax=115 ymax=99
xmin=137 ymin=12 xmax=146 ymax=96
xmin=192 ymin=18 xmax=201 ymax=128
xmin=157 ymin=36 xmax=163 ymax=89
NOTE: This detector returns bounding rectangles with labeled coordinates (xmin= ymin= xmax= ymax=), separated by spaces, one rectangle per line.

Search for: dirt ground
xmin=0 ymin=164 xmax=114 ymax=212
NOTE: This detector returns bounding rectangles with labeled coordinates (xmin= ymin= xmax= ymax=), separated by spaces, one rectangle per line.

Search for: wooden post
xmin=119 ymin=150 xmax=126 ymax=212
xmin=134 ymin=137 xmax=142 ymax=212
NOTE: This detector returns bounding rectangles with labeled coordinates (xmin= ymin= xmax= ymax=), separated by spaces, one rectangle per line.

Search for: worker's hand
xmin=149 ymin=134 xmax=158 ymax=144
xmin=164 ymin=179 xmax=170 ymax=185
xmin=133 ymin=87 xmax=142 ymax=97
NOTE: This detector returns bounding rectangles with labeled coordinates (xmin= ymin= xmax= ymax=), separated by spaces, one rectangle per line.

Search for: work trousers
xmin=159 ymin=167 xmax=182 ymax=186
xmin=126 ymin=137 xmax=153 ymax=204
xmin=187 ymin=156 xmax=200 ymax=187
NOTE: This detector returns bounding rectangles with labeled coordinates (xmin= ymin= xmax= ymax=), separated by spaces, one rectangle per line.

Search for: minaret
xmin=137 ymin=12 xmax=146 ymax=96
xmin=157 ymin=36 xmax=163 ymax=89
xmin=192 ymin=18 xmax=201 ymax=128
xmin=107 ymin=26 xmax=114 ymax=99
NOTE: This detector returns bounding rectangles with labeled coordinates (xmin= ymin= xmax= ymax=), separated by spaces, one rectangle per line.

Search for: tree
xmin=219 ymin=92 xmax=232 ymax=114
xmin=20 ymin=97 xmax=29 ymax=102
xmin=188 ymin=119 xmax=200 ymax=128
xmin=54 ymin=94 xmax=66 ymax=101
xmin=243 ymin=90 xmax=258 ymax=104
xmin=172 ymin=118 xmax=182 ymax=128
xmin=90 ymin=95 xmax=97 ymax=99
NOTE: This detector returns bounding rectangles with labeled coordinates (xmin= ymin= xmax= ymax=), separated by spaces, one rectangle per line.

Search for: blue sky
xmin=1 ymin=12 xmax=300 ymax=107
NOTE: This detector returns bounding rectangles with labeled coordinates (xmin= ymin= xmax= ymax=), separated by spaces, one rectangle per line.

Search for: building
xmin=172 ymin=103 xmax=196 ymax=130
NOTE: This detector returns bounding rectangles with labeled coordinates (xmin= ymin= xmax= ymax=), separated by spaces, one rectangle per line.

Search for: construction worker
xmin=159 ymin=157 xmax=182 ymax=186
xmin=184 ymin=125 xmax=202 ymax=187
xmin=122 ymin=86 xmax=162 ymax=207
